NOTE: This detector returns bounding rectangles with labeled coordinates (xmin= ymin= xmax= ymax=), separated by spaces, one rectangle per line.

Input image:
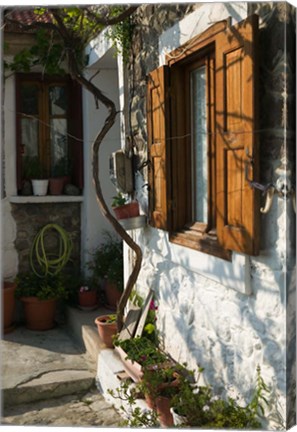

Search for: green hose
xmin=30 ymin=223 xmax=73 ymax=277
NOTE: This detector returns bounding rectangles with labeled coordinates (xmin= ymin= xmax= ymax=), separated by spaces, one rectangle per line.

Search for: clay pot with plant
xmin=78 ymin=285 xmax=98 ymax=309
xmin=112 ymin=192 xmax=139 ymax=220
xmin=15 ymin=272 xmax=69 ymax=330
xmin=22 ymin=155 xmax=48 ymax=196
xmin=88 ymin=232 xmax=123 ymax=310
xmin=49 ymin=157 xmax=72 ymax=195
xmin=94 ymin=314 xmax=117 ymax=348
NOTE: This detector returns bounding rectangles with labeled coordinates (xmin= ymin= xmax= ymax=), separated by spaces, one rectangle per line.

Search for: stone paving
xmin=2 ymin=387 xmax=123 ymax=427
xmin=0 ymin=324 xmax=123 ymax=427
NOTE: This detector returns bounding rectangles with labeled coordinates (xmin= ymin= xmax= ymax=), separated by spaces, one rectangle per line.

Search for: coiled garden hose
xmin=30 ymin=223 xmax=73 ymax=277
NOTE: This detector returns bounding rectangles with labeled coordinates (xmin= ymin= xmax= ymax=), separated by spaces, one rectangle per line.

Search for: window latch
xmin=245 ymin=149 xmax=296 ymax=214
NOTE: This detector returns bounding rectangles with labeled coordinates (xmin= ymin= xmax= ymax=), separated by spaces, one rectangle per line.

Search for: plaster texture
xmin=122 ymin=3 xmax=296 ymax=430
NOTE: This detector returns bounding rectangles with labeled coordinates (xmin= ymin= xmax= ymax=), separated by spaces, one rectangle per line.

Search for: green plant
xmin=15 ymin=272 xmax=69 ymax=300
xmin=114 ymin=336 xmax=167 ymax=368
xmin=170 ymin=365 xmax=270 ymax=429
xmin=108 ymin=380 xmax=159 ymax=427
xmin=52 ymin=156 xmax=72 ymax=177
xmin=88 ymin=232 xmax=123 ymax=292
xmin=101 ymin=314 xmax=117 ymax=324
xmin=111 ymin=192 xmax=127 ymax=208
xmin=105 ymin=7 xmax=134 ymax=63
xmin=22 ymin=155 xmax=44 ymax=179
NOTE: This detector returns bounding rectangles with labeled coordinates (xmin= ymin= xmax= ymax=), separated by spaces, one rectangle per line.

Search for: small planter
xmin=115 ymin=345 xmax=143 ymax=382
xmin=21 ymin=297 xmax=57 ymax=330
xmin=49 ymin=177 xmax=64 ymax=195
xmin=32 ymin=179 xmax=49 ymax=196
xmin=113 ymin=201 xmax=139 ymax=220
xmin=95 ymin=315 xmax=117 ymax=348
xmin=105 ymin=280 xmax=122 ymax=310
xmin=3 ymin=281 xmax=16 ymax=334
xmin=155 ymin=396 xmax=174 ymax=427
xmin=78 ymin=290 xmax=97 ymax=308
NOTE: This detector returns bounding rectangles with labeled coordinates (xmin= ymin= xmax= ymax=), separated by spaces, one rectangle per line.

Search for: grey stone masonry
xmin=11 ymin=202 xmax=81 ymax=274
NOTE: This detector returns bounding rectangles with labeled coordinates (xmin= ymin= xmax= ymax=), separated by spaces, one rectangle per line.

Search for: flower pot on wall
xmin=3 ymin=281 xmax=16 ymax=333
xmin=113 ymin=201 xmax=139 ymax=220
xmin=94 ymin=315 xmax=117 ymax=348
xmin=21 ymin=297 xmax=57 ymax=330
xmin=32 ymin=179 xmax=49 ymax=196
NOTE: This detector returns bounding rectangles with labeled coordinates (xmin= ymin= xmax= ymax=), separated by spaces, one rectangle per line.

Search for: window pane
xmin=49 ymin=86 xmax=67 ymax=115
xmin=21 ymin=84 xmax=39 ymax=115
xmin=191 ymin=66 xmax=208 ymax=224
xmin=50 ymin=119 xmax=68 ymax=176
xmin=21 ymin=118 xmax=39 ymax=157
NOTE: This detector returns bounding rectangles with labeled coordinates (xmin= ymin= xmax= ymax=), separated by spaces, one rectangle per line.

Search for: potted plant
xmin=15 ymin=272 xmax=68 ymax=330
xmin=2 ymin=280 xmax=16 ymax=333
xmin=78 ymin=285 xmax=98 ymax=309
xmin=88 ymin=232 xmax=123 ymax=310
xmin=23 ymin=156 xmax=48 ymax=196
xmin=49 ymin=157 xmax=72 ymax=195
xmin=94 ymin=314 xmax=118 ymax=348
xmin=112 ymin=192 xmax=139 ymax=220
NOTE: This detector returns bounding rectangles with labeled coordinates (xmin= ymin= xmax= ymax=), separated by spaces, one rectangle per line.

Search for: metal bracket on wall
xmin=244 ymin=156 xmax=296 ymax=214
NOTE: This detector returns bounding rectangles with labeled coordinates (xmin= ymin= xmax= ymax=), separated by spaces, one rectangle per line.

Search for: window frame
xmin=15 ymin=72 xmax=83 ymax=193
xmin=147 ymin=15 xmax=259 ymax=259
xmin=167 ymin=43 xmax=231 ymax=260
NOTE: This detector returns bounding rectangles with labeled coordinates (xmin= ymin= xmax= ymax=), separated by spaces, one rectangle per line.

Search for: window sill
xmin=170 ymin=230 xmax=231 ymax=261
xmin=9 ymin=195 xmax=83 ymax=204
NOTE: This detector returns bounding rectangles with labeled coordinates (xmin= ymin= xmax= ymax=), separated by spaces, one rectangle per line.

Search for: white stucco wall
xmin=122 ymin=4 xmax=290 ymax=429
xmin=81 ymin=38 xmax=121 ymax=268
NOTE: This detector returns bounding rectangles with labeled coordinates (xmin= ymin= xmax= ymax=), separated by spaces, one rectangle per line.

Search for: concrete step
xmin=1 ymin=326 xmax=96 ymax=407
xmin=3 ymin=369 xmax=95 ymax=407
xmin=65 ymin=305 xmax=114 ymax=362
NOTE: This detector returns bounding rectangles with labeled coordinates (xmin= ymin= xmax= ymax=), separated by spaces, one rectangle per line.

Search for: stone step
xmin=65 ymin=305 xmax=113 ymax=362
xmin=1 ymin=326 xmax=97 ymax=407
xmin=3 ymin=369 xmax=95 ymax=407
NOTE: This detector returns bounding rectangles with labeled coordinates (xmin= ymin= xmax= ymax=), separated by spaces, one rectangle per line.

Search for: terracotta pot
xmin=3 ymin=281 xmax=16 ymax=334
xmin=155 ymin=396 xmax=174 ymax=427
xmin=78 ymin=290 xmax=97 ymax=308
xmin=94 ymin=315 xmax=117 ymax=348
xmin=113 ymin=202 xmax=139 ymax=220
xmin=49 ymin=177 xmax=64 ymax=195
xmin=105 ymin=280 xmax=122 ymax=310
xmin=21 ymin=297 xmax=57 ymax=330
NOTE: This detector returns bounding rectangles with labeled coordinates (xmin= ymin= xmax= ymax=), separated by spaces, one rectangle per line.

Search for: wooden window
xmin=16 ymin=73 xmax=83 ymax=193
xmin=147 ymin=15 xmax=259 ymax=258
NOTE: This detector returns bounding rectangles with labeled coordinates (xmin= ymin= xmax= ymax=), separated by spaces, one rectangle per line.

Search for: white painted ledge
xmin=9 ymin=195 xmax=83 ymax=204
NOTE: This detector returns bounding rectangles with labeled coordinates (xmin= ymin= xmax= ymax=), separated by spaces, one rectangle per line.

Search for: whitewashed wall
xmin=122 ymin=3 xmax=293 ymax=429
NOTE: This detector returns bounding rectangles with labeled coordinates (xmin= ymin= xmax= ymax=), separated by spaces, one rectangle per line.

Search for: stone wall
xmin=124 ymin=3 xmax=296 ymax=429
xmin=11 ymin=202 xmax=81 ymax=275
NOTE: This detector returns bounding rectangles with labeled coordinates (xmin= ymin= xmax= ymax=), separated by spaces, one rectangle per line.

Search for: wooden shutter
xmin=147 ymin=66 xmax=170 ymax=230
xmin=216 ymin=15 xmax=259 ymax=255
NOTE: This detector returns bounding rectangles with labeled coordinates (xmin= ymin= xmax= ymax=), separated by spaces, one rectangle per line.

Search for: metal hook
xmin=260 ymin=186 xmax=276 ymax=214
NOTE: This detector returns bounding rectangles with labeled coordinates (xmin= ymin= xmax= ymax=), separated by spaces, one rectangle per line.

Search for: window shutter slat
xmin=147 ymin=66 xmax=170 ymax=230
xmin=69 ymin=81 xmax=83 ymax=190
xmin=216 ymin=15 xmax=259 ymax=255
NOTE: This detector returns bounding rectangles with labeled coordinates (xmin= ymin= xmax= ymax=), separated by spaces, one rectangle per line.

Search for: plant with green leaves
xmin=111 ymin=192 xmax=127 ymax=208
xmin=15 ymin=272 xmax=69 ymax=300
xmin=88 ymin=232 xmax=123 ymax=292
xmin=4 ymin=5 xmax=142 ymax=332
